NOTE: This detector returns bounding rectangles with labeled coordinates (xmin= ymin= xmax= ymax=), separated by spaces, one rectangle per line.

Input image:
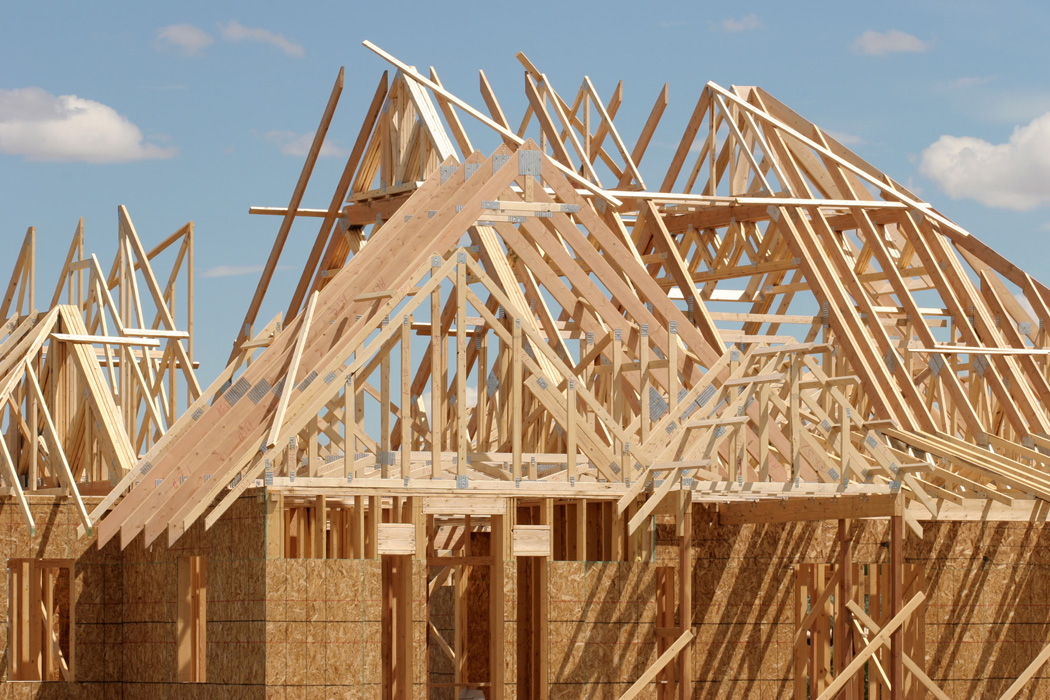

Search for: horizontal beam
xmin=717 ymin=492 xmax=901 ymax=524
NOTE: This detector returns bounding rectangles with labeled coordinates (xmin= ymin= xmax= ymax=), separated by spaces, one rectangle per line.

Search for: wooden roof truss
xmin=0 ymin=209 xmax=198 ymax=534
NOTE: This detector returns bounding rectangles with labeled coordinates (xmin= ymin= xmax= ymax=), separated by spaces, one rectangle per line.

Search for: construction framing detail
xmin=6 ymin=40 xmax=1050 ymax=699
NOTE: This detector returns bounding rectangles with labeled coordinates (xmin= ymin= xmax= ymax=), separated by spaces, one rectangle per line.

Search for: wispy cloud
xmin=852 ymin=30 xmax=929 ymax=56
xmin=154 ymin=24 xmax=213 ymax=56
xmin=152 ymin=21 xmax=304 ymax=58
xmin=939 ymin=75 xmax=995 ymax=90
xmin=920 ymin=111 xmax=1050 ymax=210
xmin=201 ymin=264 xmax=291 ymax=279
xmin=719 ymin=14 xmax=760 ymax=32
xmin=979 ymin=91 xmax=1050 ymax=124
xmin=0 ymin=87 xmax=175 ymax=162
xmin=264 ymin=130 xmax=345 ymax=158
xmin=824 ymin=129 xmax=865 ymax=146
xmin=219 ymin=21 xmax=304 ymax=58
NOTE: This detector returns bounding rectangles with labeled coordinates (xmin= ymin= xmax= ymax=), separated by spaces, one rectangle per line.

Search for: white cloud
xmin=264 ymin=130 xmax=345 ymax=158
xmin=720 ymin=14 xmax=760 ymax=32
xmin=219 ymin=21 xmax=304 ymax=57
xmin=0 ymin=87 xmax=176 ymax=163
xmin=852 ymin=30 xmax=929 ymax=56
xmin=920 ymin=112 xmax=1050 ymax=210
xmin=154 ymin=24 xmax=213 ymax=56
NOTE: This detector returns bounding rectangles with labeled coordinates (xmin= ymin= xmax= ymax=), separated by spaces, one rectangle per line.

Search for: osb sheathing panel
xmin=0 ymin=494 xmax=268 ymax=691
xmin=9 ymin=496 xmax=1050 ymax=696
xmin=547 ymin=561 xmax=658 ymax=695
xmin=502 ymin=562 xmax=518 ymax=690
xmin=466 ymin=560 xmax=491 ymax=682
xmin=685 ymin=514 xmax=1050 ymax=695
xmin=0 ymin=498 xmax=106 ymax=683
xmin=916 ymin=520 xmax=1050 ymax=697
xmin=263 ymin=556 xmax=426 ymax=697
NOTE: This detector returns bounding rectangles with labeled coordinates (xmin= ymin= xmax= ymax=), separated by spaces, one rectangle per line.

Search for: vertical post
xmin=789 ymin=353 xmax=801 ymax=481
xmin=312 ymin=495 xmax=326 ymax=559
xmin=584 ymin=332 xmax=595 ymax=426
xmin=477 ymin=334 xmax=488 ymax=451
xmin=431 ymin=256 xmax=443 ymax=478
xmin=612 ymin=329 xmax=623 ymax=445
xmin=840 ymin=398 xmax=851 ymax=483
xmin=401 ymin=315 xmax=412 ymax=478
xmin=19 ymin=560 xmax=30 ymax=679
xmin=678 ymin=496 xmax=692 ymax=700
xmin=308 ymin=418 xmax=320 ymax=477
xmin=367 ymin=496 xmax=380 ymax=559
xmin=266 ymin=491 xmax=284 ymax=559
xmin=187 ymin=222 xmax=195 ymax=368
xmin=454 ymin=517 xmax=469 ymax=687
xmin=567 ymin=379 xmax=577 ymax=483
xmin=656 ymin=566 xmax=673 ymax=699
xmin=29 ymin=561 xmax=41 ymax=680
xmin=837 ymin=519 xmax=854 ymax=699
xmin=538 ymin=499 xmax=552 ymax=700
xmin=491 ymin=510 xmax=506 ymax=698
xmin=398 ymin=552 xmax=413 ymax=698
xmin=381 ymin=315 xmax=392 ymax=478
xmin=512 ymin=319 xmax=523 ymax=480
xmin=344 ymin=375 xmax=356 ymax=478
xmin=28 ymin=227 xmax=34 ymax=322
xmin=575 ymin=499 xmax=588 ymax=562
xmin=890 ymin=508 xmax=904 ymax=699
xmin=195 ymin=558 xmax=206 ymax=682
xmin=640 ymin=324 xmax=650 ymax=443
xmin=287 ymin=437 xmax=297 ymax=479
xmin=456 ymin=254 xmax=468 ymax=478
xmin=42 ymin=568 xmax=53 ymax=678
xmin=177 ymin=557 xmax=192 ymax=681
xmin=28 ymin=360 xmax=38 ymax=490
xmin=352 ymin=495 xmax=365 ymax=558
xmin=668 ymin=321 xmax=679 ymax=412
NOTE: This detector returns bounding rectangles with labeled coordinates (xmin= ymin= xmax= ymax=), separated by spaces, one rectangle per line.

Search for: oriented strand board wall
xmin=264 ymin=558 xmax=383 ymax=697
xmin=0 ymin=496 xmax=106 ymax=694
xmin=547 ymin=561 xmax=659 ymax=699
xmin=8 ymin=495 xmax=1050 ymax=699
xmin=916 ymin=519 xmax=1050 ymax=698
xmin=0 ymin=494 xmax=267 ymax=700
xmin=680 ymin=509 xmax=1050 ymax=698
xmin=264 ymin=557 xmax=427 ymax=700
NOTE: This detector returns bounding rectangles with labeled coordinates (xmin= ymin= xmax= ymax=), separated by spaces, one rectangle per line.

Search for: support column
xmin=890 ymin=509 xmax=904 ymax=700
xmin=836 ymin=519 xmax=854 ymax=699
xmin=678 ymin=495 xmax=692 ymax=700
xmin=490 ymin=511 xmax=506 ymax=699
xmin=538 ymin=499 xmax=552 ymax=700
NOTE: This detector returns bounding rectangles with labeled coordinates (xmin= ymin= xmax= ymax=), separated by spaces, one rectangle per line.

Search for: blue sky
xmin=3 ymin=0 xmax=1050 ymax=383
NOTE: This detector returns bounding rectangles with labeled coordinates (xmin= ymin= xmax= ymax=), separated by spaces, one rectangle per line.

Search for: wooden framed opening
xmin=794 ymin=562 xmax=926 ymax=699
xmin=177 ymin=555 xmax=207 ymax=682
xmin=7 ymin=558 xmax=74 ymax=681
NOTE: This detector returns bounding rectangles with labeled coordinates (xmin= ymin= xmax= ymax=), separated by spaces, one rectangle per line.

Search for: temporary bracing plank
xmin=814 ymin=592 xmax=926 ymax=700
xmin=618 ymin=629 xmax=694 ymax=700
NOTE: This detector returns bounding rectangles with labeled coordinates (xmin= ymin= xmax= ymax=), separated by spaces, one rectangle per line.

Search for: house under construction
xmin=4 ymin=41 xmax=1050 ymax=699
